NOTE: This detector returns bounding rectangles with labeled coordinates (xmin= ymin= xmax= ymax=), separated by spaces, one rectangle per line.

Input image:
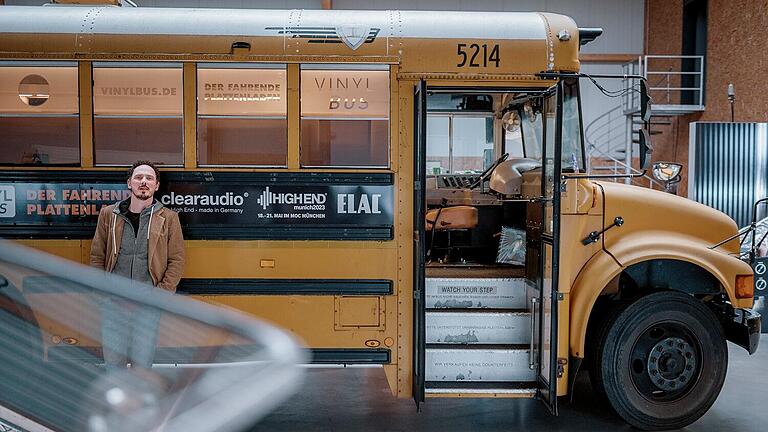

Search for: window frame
xmin=299 ymin=64 xmax=391 ymax=169
xmin=91 ymin=61 xmax=184 ymax=167
xmin=426 ymin=112 xmax=494 ymax=174
xmin=196 ymin=63 xmax=289 ymax=168
xmin=0 ymin=61 xmax=81 ymax=167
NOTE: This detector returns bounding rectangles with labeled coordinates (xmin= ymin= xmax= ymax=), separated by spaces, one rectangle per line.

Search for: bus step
xmin=425 ymin=277 xmax=532 ymax=309
xmin=425 ymin=381 xmax=536 ymax=398
xmin=425 ymin=310 xmax=531 ymax=344
xmin=425 ymin=345 xmax=535 ymax=382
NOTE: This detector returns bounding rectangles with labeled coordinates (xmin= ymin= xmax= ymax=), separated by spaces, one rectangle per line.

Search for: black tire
xmin=593 ymin=291 xmax=727 ymax=431
xmin=587 ymin=298 xmax=629 ymax=399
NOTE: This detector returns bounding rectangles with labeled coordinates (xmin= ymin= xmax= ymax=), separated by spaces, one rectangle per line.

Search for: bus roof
xmin=0 ymin=6 xmax=581 ymax=76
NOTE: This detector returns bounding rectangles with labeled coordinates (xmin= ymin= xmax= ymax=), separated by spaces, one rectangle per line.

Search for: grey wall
xmin=333 ymin=0 xmax=644 ymax=55
xmin=5 ymin=0 xmax=644 ymax=55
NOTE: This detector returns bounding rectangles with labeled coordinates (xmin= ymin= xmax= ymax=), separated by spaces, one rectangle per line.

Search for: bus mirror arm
xmin=535 ymin=72 xmax=646 ymax=81
xmin=581 ymin=216 xmax=623 ymax=245
xmin=561 ymin=169 xmax=648 ymax=181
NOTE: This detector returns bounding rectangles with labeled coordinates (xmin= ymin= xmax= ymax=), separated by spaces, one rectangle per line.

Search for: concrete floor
xmin=256 ymin=335 xmax=767 ymax=431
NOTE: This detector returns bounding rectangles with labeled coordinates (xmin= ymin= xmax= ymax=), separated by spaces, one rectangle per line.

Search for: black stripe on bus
xmin=0 ymin=226 xmax=97 ymax=239
xmin=0 ymin=225 xmax=393 ymax=241
xmin=21 ymin=277 xmax=393 ymax=295
xmin=47 ymin=346 xmax=391 ymax=364
xmin=177 ymin=278 xmax=393 ymax=296
xmin=310 ymin=348 xmax=391 ymax=364
xmin=0 ymin=170 xmax=394 ymax=185
xmin=183 ymin=226 xmax=393 ymax=241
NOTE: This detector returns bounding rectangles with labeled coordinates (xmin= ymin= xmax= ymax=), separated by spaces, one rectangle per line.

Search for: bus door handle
xmin=529 ymin=296 xmax=538 ymax=370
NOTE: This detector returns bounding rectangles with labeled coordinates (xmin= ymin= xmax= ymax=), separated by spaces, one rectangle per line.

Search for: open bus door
xmin=532 ymin=82 xmax=564 ymax=414
xmin=412 ymin=81 xmax=564 ymax=412
xmin=412 ymin=79 xmax=427 ymax=409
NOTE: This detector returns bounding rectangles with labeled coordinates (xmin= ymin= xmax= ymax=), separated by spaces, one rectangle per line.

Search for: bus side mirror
xmin=640 ymin=80 xmax=652 ymax=122
xmin=639 ymin=129 xmax=653 ymax=170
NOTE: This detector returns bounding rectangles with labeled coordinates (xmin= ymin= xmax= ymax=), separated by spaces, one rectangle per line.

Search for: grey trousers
xmin=100 ymin=298 xmax=162 ymax=371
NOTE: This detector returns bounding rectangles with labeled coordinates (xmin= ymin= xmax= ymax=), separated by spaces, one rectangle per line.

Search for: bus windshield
xmin=517 ymin=81 xmax=584 ymax=172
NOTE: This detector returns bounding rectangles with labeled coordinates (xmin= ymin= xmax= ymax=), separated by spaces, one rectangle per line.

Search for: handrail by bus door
xmin=412 ymin=80 xmax=427 ymax=409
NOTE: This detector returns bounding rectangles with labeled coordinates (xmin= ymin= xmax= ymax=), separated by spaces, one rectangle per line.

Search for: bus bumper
xmin=724 ymin=308 xmax=761 ymax=355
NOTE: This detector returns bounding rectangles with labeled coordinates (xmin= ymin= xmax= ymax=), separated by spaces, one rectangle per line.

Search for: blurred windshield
xmin=739 ymin=217 xmax=768 ymax=258
xmin=0 ymin=241 xmax=305 ymax=432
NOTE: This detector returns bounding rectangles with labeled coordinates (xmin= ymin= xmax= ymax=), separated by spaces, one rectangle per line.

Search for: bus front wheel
xmin=593 ymin=291 xmax=727 ymax=431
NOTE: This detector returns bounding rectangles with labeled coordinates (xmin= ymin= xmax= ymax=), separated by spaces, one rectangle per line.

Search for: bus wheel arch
xmin=619 ymin=259 xmax=722 ymax=297
xmin=572 ymin=256 xmax=730 ymax=361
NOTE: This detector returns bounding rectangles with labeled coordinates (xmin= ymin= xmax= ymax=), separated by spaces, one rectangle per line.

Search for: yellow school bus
xmin=0 ymin=4 xmax=760 ymax=430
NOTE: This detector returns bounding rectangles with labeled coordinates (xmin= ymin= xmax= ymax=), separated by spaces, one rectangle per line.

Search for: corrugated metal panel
xmin=689 ymin=122 xmax=768 ymax=227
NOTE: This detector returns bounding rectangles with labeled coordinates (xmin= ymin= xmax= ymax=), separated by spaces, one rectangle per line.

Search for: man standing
xmin=90 ymin=160 xmax=185 ymax=370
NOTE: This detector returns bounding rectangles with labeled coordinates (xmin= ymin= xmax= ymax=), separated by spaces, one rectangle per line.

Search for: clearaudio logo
xmin=161 ymin=192 xmax=246 ymax=206
xmin=257 ymin=187 xmax=327 ymax=210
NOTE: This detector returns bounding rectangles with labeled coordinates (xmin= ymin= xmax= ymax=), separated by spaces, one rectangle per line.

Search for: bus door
xmin=530 ymin=84 xmax=564 ymax=414
xmin=413 ymin=79 xmax=427 ymax=408
xmin=412 ymin=82 xmax=564 ymax=412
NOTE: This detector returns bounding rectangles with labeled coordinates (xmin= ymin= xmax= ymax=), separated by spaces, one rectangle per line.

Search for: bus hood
xmin=596 ymin=181 xmax=742 ymax=260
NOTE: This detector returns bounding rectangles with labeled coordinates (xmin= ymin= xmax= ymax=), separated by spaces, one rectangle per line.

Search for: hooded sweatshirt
xmin=90 ymin=198 xmax=185 ymax=292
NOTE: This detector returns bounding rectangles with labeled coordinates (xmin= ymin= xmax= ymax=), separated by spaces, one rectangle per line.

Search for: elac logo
xmin=337 ymin=193 xmax=382 ymax=214
xmin=336 ymin=25 xmax=370 ymax=50
xmin=0 ymin=185 xmax=16 ymax=218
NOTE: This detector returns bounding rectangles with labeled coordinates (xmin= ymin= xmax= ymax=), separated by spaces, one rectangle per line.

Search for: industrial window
xmin=426 ymin=115 xmax=494 ymax=174
xmin=92 ymin=63 xmax=183 ymax=166
xmin=300 ymin=66 xmax=389 ymax=168
xmin=197 ymin=64 xmax=287 ymax=167
xmin=0 ymin=62 xmax=79 ymax=165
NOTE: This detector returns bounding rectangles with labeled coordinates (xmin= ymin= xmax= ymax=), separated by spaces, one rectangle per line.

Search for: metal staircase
xmin=585 ymin=105 xmax=664 ymax=189
xmin=586 ymin=55 xmax=705 ymax=187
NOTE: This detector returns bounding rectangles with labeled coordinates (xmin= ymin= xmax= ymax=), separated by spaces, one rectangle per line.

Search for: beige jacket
xmin=90 ymin=201 xmax=185 ymax=292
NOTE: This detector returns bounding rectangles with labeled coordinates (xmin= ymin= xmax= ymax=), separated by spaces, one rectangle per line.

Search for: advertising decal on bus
xmin=0 ymin=172 xmax=395 ymax=240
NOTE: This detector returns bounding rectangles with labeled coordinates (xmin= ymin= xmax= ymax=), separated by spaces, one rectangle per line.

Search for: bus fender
xmin=568 ymin=250 xmax=622 ymax=359
xmin=569 ymin=237 xmax=754 ymax=360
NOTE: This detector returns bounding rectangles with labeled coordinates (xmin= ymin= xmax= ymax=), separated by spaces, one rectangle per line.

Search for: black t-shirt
xmin=126 ymin=210 xmax=140 ymax=236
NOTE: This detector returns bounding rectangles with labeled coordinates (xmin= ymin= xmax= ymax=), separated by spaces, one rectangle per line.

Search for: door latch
xmin=556 ymin=358 xmax=567 ymax=378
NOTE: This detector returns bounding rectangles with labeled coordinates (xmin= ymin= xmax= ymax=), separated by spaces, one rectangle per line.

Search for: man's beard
xmin=132 ymin=188 xmax=153 ymax=200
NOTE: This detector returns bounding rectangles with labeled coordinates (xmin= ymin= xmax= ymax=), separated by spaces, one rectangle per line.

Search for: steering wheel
xmin=469 ymin=153 xmax=509 ymax=189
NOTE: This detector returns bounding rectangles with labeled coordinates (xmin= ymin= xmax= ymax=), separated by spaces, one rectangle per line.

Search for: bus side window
xmin=0 ymin=64 xmax=79 ymax=165
xmin=92 ymin=63 xmax=184 ymax=166
xmin=300 ymin=67 xmax=389 ymax=168
xmin=197 ymin=65 xmax=288 ymax=167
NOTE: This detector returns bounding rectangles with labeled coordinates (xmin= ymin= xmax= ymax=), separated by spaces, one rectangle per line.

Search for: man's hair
xmin=127 ymin=160 xmax=160 ymax=182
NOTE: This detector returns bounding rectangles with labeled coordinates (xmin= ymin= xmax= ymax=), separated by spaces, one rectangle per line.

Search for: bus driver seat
xmin=425 ymin=206 xmax=479 ymax=232
xmin=425 ymin=205 xmax=479 ymax=262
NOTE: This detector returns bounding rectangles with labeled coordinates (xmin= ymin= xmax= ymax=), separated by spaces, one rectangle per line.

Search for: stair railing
xmin=585 ymin=105 xmax=663 ymax=190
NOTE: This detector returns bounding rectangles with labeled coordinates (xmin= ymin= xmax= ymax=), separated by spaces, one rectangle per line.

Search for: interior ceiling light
xmin=502 ymin=110 xmax=521 ymax=133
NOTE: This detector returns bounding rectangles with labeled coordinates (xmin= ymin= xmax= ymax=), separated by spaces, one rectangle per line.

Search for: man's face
xmin=127 ymin=165 xmax=159 ymax=200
